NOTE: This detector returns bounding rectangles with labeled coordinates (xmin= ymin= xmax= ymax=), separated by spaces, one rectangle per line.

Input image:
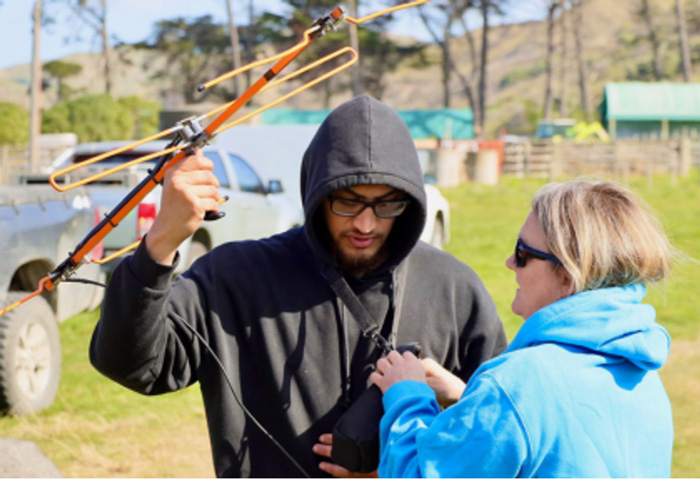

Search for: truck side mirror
xmin=267 ymin=179 xmax=284 ymax=194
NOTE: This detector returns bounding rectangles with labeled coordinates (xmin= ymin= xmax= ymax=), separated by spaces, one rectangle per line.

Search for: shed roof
xmin=261 ymin=108 xmax=474 ymax=139
xmin=604 ymin=82 xmax=700 ymax=121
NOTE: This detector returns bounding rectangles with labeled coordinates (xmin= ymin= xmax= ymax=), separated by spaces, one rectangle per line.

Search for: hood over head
xmin=508 ymin=284 xmax=671 ymax=371
xmin=300 ymin=95 xmax=427 ymax=273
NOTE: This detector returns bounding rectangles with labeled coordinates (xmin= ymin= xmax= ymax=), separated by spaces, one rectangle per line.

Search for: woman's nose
xmin=505 ymin=253 xmax=517 ymax=271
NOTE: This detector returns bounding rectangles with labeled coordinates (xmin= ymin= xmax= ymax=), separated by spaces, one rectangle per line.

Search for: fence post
xmin=679 ymin=137 xmax=691 ymax=177
xmin=647 ymin=147 xmax=654 ymax=189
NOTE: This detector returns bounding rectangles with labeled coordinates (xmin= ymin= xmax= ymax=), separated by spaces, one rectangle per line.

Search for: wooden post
xmin=524 ymin=140 xmax=532 ymax=178
xmin=661 ymin=119 xmax=670 ymax=140
xmin=609 ymin=118 xmax=617 ymax=140
xmin=679 ymin=137 xmax=691 ymax=176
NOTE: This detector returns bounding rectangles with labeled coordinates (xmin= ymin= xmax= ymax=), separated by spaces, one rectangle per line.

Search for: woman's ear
xmin=558 ymin=267 xmax=574 ymax=299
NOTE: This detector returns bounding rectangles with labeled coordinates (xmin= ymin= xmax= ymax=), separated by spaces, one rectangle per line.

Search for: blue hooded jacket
xmin=379 ymin=284 xmax=673 ymax=478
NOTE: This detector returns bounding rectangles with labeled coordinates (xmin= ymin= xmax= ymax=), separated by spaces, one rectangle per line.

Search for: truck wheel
xmin=0 ymin=293 xmax=61 ymax=415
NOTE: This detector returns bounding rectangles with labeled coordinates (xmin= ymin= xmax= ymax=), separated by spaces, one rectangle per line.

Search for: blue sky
xmin=0 ymin=1 xmax=543 ymax=70
xmin=0 ymin=0 xmax=424 ymax=69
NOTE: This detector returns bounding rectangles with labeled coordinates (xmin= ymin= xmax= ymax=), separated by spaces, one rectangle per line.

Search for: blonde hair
xmin=532 ymin=179 xmax=673 ymax=294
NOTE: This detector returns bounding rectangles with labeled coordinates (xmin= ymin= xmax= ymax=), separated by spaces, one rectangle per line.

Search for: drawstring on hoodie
xmin=335 ymin=299 xmax=353 ymax=408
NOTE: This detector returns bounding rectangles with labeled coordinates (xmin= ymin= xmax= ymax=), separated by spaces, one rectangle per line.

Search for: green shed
xmin=261 ymin=107 xmax=475 ymax=140
xmin=601 ymin=82 xmax=700 ymax=139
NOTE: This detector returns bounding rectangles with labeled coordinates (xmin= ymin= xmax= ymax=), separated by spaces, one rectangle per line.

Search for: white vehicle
xmin=422 ymin=183 xmax=450 ymax=249
xmin=47 ymin=141 xmax=304 ymax=272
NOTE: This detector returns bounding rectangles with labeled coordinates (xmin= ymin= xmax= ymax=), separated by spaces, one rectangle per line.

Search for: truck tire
xmin=0 ymin=293 xmax=61 ymax=415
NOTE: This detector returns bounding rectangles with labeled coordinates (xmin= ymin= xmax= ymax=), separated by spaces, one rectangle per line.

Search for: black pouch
xmin=331 ymin=384 xmax=384 ymax=473
xmin=331 ymin=342 xmax=421 ymax=473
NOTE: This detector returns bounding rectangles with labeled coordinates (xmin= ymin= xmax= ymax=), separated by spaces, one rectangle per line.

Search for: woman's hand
xmin=371 ymin=350 xmax=426 ymax=394
xmin=421 ymin=358 xmax=467 ymax=408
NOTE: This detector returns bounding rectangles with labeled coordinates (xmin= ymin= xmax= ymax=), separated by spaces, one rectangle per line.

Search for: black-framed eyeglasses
xmin=328 ymin=195 xmax=411 ymax=218
xmin=514 ymin=238 xmax=561 ymax=268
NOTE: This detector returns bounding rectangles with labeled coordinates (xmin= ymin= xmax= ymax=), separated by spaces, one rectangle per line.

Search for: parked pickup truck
xmin=0 ymin=185 xmax=105 ymax=415
xmin=41 ymin=141 xmax=304 ymax=272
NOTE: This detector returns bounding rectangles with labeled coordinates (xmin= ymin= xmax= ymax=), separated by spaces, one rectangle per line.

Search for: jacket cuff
xmin=128 ymin=238 xmax=180 ymax=291
xmin=383 ymin=380 xmax=436 ymax=411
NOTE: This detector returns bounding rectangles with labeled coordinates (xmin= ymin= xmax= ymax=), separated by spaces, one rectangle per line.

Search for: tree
xmin=44 ymin=60 xmax=83 ymax=101
xmin=224 ymin=0 xmax=244 ymax=97
xmin=347 ymin=0 xmax=362 ymax=96
xmin=542 ymin=0 xmax=560 ymax=121
xmin=571 ymin=0 xmax=591 ymax=121
xmin=0 ymin=103 xmax=30 ymax=146
xmin=416 ymin=1 xmax=464 ymax=109
xmin=415 ymin=1 xmax=479 ymax=131
xmin=42 ymin=94 xmax=133 ymax=142
xmin=117 ymin=96 xmax=161 ymax=139
xmin=261 ymin=1 xmax=423 ymax=105
xmin=639 ymin=0 xmax=663 ymax=80
xmin=136 ymin=16 xmax=230 ymax=104
xmin=478 ymin=0 xmax=491 ymax=136
xmin=58 ymin=0 xmax=113 ymax=93
xmin=558 ymin=1 xmax=569 ymax=118
xmin=30 ymin=0 xmax=43 ymax=166
xmin=676 ymin=0 xmax=692 ymax=82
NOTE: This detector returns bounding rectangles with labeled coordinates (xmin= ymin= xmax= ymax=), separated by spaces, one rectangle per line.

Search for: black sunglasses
xmin=514 ymin=238 xmax=561 ymax=268
xmin=328 ymin=195 xmax=411 ymax=218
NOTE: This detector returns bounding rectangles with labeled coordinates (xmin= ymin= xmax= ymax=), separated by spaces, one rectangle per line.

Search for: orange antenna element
xmin=344 ymin=0 xmax=430 ymax=24
xmin=50 ymin=143 xmax=184 ymax=192
xmin=0 ymin=277 xmax=53 ymax=317
xmin=215 ymin=48 xmax=358 ymax=135
xmin=91 ymin=196 xmax=230 ymax=265
xmin=0 ymin=1 xmax=429 ymax=318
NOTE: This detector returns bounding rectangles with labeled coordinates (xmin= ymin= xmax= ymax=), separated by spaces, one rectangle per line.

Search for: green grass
xmin=1 ymin=172 xmax=699 ymax=477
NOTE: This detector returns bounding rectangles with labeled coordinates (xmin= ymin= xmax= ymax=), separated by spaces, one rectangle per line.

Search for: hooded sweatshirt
xmin=379 ymin=284 xmax=673 ymax=478
xmin=90 ymin=95 xmax=506 ymax=477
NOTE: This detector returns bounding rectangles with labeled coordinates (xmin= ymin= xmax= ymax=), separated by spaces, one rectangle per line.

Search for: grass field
xmin=1 ymin=173 xmax=698 ymax=477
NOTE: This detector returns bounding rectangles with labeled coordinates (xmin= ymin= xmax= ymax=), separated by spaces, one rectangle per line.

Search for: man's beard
xmin=331 ymin=233 xmax=391 ymax=278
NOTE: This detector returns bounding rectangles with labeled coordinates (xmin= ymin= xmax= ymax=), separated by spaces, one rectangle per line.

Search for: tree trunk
xmin=225 ymin=0 xmax=244 ymax=97
xmin=478 ymin=0 xmax=489 ymax=137
xmin=442 ymin=22 xmax=453 ymax=108
xmin=543 ymin=1 xmax=559 ymax=121
xmin=347 ymin=0 xmax=363 ymax=97
xmin=417 ymin=6 xmax=452 ymax=108
xmin=640 ymin=0 xmax=663 ymax=80
xmin=676 ymin=0 xmax=692 ymax=82
xmin=559 ymin=3 xmax=569 ymax=118
xmin=99 ymin=0 xmax=111 ymax=94
xmin=246 ymin=0 xmax=255 ymax=89
xmin=572 ymin=0 xmax=591 ymax=120
xmin=29 ymin=0 xmax=42 ymax=166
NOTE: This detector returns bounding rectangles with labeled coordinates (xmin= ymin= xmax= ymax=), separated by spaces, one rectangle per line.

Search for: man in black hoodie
xmin=90 ymin=95 xmax=506 ymax=477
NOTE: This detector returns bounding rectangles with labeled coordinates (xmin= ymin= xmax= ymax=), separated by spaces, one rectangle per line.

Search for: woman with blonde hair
xmin=372 ymin=179 xmax=675 ymax=477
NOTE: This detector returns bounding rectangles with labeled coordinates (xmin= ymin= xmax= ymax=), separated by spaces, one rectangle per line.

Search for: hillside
xmin=1 ymin=0 xmax=697 ymax=137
